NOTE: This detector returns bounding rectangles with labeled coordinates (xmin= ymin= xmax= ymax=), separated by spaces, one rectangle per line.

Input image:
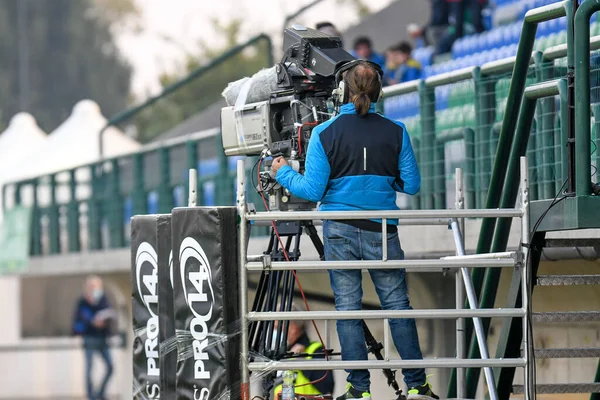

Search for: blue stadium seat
xmin=123 ymin=197 xmax=132 ymax=222
xmin=413 ymin=47 xmax=435 ymax=67
xmin=384 ymin=92 xmax=420 ymax=121
xmin=147 ymin=191 xmax=158 ymax=214
xmin=173 ymin=186 xmax=185 ymax=207
xmin=203 ymin=181 xmax=215 ymax=206
xmin=198 ymin=158 xmax=218 ymax=176
xmin=436 ymin=85 xmax=450 ymax=111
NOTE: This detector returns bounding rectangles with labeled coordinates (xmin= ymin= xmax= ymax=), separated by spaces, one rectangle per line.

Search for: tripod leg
xmin=250 ymin=271 xmax=268 ymax=352
xmin=262 ymin=270 xmax=283 ymax=356
xmin=304 ymin=223 xmax=325 ymax=260
xmin=279 ymin=269 xmax=296 ymax=357
xmin=362 ymin=321 xmax=404 ymax=398
xmin=274 ymin=269 xmax=290 ymax=357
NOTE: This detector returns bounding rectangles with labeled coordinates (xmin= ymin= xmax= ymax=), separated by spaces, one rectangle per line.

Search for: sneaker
xmin=407 ymin=382 xmax=439 ymax=399
xmin=335 ymin=383 xmax=372 ymax=400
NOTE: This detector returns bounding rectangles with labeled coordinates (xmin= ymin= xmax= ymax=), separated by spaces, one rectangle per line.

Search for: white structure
xmin=15 ymin=99 xmax=140 ymax=180
xmin=0 ymin=113 xmax=48 ymax=221
xmin=1 ymin=100 xmax=141 ymax=212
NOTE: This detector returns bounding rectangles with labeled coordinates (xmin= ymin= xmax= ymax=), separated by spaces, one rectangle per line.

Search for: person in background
xmin=437 ymin=0 xmax=487 ymax=54
xmin=73 ymin=275 xmax=115 ymax=400
xmin=407 ymin=0 xmax=487 ymax=55
xmin=272 ymin=303 xmax=335 ymax=398
xmin=407 ymin=0 xmax=450 ymax=50
xmin=384 ymin=42 xmax=422 ymax=86
xmin=350 ymin=36 xmax=386 ymax=69
xmin=316 ymin=21 xmax=343 ymax=46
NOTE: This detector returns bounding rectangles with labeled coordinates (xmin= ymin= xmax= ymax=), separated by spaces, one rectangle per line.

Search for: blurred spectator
xmin=408 ymin=0 xmax=487 ymax=55
xmin=350 ymin=36 xmax=386 ymax=69
xmin=438 ymin=0 xmax=487 ymax=54
xmin=407 ymin=0 xmax=450 ymax=50
xmin=72 ymin=275 xmax=115 ymax=400
xmin=384 ymin=42 xmax=422 ymax=86
xmin=316 ymin=21 xmax=343 ymax=45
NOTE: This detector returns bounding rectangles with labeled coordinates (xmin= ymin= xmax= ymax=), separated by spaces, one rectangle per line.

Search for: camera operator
xmin=271 ymin=61 xmax=438 ymax=400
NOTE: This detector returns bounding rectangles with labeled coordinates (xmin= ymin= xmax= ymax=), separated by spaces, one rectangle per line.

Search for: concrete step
xmin=536 ymin=274 xmax=600 ymax=286
xmin=513 ymin=383 xmax=600 ymax=394
xmin=533 ymin=311 xmax=600 ymax=323
xmin=534 ymin=347 xmax=600 ymax=358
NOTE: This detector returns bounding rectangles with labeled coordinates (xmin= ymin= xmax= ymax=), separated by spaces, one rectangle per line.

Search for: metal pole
xmin=382 ymin=218 xmax=388 ymax=261
xmin=520 ymin=156 xmax=532 ymax=400
xmin=566 ymin=0 xmax=577 ymax=194
xmin=574 ymin=0 xmax=600 ymax=195
xmin=246 ymin=258 xmax=517 ymax=271
xmin=188 ymin=169 xmax=197 ymax=207
xmin=249 ymin=308 xmax=525 ymax=320
xmin=384 ymin=319 xmax=391 ymax=360
xmin=17 ymin=0 xmax=29 ymax=112
xmin=325 ymin=320 xmax=330 ymax=352
xmin=247 ymin=208 xmax=523 ymax=221
xmin=450 ymin=219 xmax=499 ymax=400
xmin=455 ymin=168 xmax=466 ymax=399
xmin=249 ymin=357 xmax=526 ymax=371
xmin=237 ymin=159 xmax=250 ymax=400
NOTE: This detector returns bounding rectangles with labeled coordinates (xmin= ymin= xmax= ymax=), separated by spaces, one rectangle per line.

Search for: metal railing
xmin=235 ymin=157 xmax=533 ymax=400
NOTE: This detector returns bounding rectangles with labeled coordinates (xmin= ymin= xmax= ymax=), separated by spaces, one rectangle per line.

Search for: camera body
xmin=220 ymin=25 xmax=355 ymax=210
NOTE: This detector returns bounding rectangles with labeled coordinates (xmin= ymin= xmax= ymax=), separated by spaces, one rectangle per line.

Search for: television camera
xmin=220 ymin=25 xmax=355 ymax=211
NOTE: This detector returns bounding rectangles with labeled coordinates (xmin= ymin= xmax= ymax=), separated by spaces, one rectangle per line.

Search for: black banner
xmin=131 ymin=215 xmax=163 ymax=400
xmin=157 ymin=215 xmax=177 ymax=399
xmin=172 ymin=207 xmax=240 ymax=400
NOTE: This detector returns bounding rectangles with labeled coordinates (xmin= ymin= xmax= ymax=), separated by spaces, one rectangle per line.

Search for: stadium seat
xmin=198 ymin=158 xmax=219 ymax=176
xmin=448 ymin=83 xmax=475 ymax=109
xmin=147 ymin=191 xmax=158 ymax=214
xmin=436 ymin=85 xmax=450 ymax=111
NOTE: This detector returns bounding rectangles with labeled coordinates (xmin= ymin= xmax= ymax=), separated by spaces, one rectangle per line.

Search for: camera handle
xmin=249 ymin=220 xmax=406 ymax=400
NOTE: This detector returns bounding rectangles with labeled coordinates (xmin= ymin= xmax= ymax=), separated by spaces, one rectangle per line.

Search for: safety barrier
xmin=235 ymin=157 xmax=533 ymax=400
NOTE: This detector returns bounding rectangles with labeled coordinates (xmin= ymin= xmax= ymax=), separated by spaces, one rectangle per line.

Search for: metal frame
xmin=235 ymin=157 xmax=532 ymax=399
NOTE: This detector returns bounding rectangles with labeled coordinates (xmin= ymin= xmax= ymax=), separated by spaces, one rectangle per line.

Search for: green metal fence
xmin=4 ymin=32 xmax=600 ymax=257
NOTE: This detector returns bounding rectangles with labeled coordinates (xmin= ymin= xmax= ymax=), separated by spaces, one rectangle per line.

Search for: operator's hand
xmin=271 ymin=157 xmax=288 ymax=175
xmin=92 ymin=317 xmax=106 ymax=328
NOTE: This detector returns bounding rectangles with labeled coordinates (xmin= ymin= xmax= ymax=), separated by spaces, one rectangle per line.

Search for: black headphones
xmin=333 ymin=59 xmax=384 ymax=105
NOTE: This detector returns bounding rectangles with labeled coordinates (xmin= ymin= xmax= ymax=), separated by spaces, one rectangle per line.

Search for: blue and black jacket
xmin=72 ymin=295 xmax=111 ymax=338
xmin=276 ymin=103 xmax=420 ymax=227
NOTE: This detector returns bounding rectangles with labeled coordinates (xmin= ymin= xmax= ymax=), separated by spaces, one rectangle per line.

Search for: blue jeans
xmin=84 ymin=336 xmax=113 ymax=400
xmin=323 ymin=220 xmax=426 ymax=392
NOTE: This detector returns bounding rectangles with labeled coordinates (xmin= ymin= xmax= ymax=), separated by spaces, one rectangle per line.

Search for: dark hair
xmin=388 ymin=41 xmax=413 ymax=55
xmin=353 ymin=36 xmax=372 ymax=50
xmin=316 ymin=21 xmax=335 ymax=30
xmin=344 ymin=61 xmax=381 ymax=117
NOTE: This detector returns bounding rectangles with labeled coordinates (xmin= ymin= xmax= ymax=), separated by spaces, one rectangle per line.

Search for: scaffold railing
xmin=235 ymin=157 xmax=533 ymax=400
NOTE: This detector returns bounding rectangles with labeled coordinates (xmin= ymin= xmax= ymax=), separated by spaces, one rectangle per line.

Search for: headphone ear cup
xmin=338 ymin=81 xmax=346 ymax=104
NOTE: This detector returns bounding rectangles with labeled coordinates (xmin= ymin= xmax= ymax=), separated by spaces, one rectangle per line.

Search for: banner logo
xmin=135 ymin=242 xmax=161 ymax=388
xmin=180 ymin=237 xmax=214 ymax=385
xmin=169 ymin=250 xmax=174 ymax=289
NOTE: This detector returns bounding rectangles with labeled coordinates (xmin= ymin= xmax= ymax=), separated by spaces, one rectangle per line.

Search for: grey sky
xmin=117 ymin=0 xmax=393 ymax=98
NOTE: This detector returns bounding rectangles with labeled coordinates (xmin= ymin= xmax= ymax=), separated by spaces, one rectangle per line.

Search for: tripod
xmin=248 ymin=220 xmax=407 ymax=400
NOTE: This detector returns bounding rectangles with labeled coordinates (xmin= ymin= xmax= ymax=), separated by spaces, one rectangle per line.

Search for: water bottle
xmin=281 ymin=370 xmax=295 ymax=400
